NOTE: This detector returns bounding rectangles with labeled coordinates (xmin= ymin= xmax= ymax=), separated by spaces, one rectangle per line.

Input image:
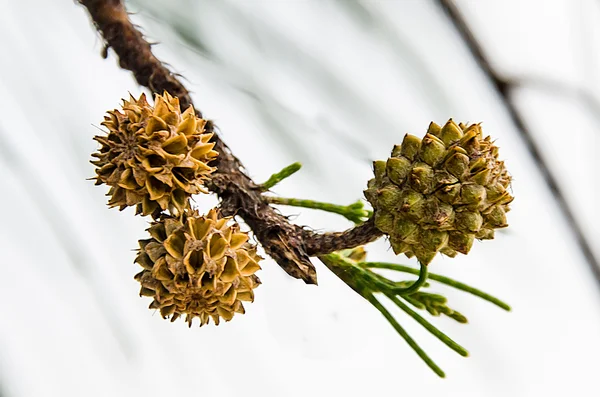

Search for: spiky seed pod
xmin=91 ymin=92 xmax=219 ymax=217
xmin=134 ymin=208 xmax=262 ymax=326
xmin=364 ymin=120 xmax=513 ymax=264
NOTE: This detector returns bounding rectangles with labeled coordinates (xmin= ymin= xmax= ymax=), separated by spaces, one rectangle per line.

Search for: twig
xmin=259 ymin=162 xmax=302 ymax=191
xmin=303 ymin=218 xmax=383 ymax=256
xmin=266 ymin=196 xmax=371 ymax=224
xmin=435 ymin=0 xmax=600 ymax=286
xmin=78 ymin=0 xmax=380 ymax=284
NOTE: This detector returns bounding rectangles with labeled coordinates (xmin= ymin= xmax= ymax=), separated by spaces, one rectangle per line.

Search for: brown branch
xmin=79 ymin=0 xmax=379 ymax=284
xmin=435 ymin=0 xmax=600 ymax=285
xmin=82 ymin=0 xmax=193 ymax=110
xmin=303 ymin=218 xmax=382 ymax=256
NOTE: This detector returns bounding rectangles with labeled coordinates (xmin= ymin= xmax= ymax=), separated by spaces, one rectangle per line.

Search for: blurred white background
xmin=0 ymin=0 xmax=599 ymax=396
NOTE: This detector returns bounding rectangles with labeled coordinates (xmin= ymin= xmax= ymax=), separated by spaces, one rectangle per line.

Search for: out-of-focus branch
xmin=79 ymin=0 xmax=381 ymax=284
xmin=435 ymin=0 xmax=600 ymax=285
xmin=512 ymin=76 xmax=600 ymax=125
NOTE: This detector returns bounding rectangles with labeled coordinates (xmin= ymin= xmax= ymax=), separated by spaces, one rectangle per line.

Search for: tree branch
xmin=79 ymin=0 xmax=379 ymax=284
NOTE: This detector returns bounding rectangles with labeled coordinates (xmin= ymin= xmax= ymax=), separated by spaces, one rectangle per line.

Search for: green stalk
xmin=259 ymin=162 xmax=302 ymax=190
xmin=361 ymin=262 xmax=511 ymax=311
xmin=265 ymin=197 xmax=371 ymax=224
xmin=366 ymin=293 xmax=446 ymax=378
xmin=403 ymin=295 xmax=426 ymax=310
xmin=373 ymin=262 xmax=429 ymax=295
xmin=386 ymin=294 xmax=469 ymax=357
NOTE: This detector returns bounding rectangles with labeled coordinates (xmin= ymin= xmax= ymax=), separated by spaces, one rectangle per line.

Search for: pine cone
xmin=134 ymin=208 xmax=262 ymax=326
xmin=91 ymin=92 xmax=218 ymax=217
xmin=364 ymin=120 xmax=513 ymax=264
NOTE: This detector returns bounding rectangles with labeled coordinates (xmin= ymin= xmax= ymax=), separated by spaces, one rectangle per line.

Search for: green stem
xmin=385 ymin=293 xmax=469 ymax=357
xmin=391 ymin=262 xmax=428 ymax=295
xmin=361 ymin=262 xmax=428 ymax=295
xmin=361 ymin=262 xmax=511 ymax=311
xmin=265 ymin=197 xmax=371 ymax=224
xmin=259 ymin=162 xmax=302 ymax=191
xmin=366 ymin=293 xmax=445 ymax=378
xmin=403 ymin=295 xmax=426 ymax=310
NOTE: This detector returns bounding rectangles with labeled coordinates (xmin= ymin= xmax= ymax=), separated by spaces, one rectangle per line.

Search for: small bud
xmin=476 ymin=228 xmax=495 ymax=240
xmin=440 ymin=247 xmax=457 ymax=258
xmin=412 ymin=245 xmax=437 ymax=265
xmin=427 ymin=121 xmax=442 ymax=137
xmin=485 ymin=182 xmax=506 ymax=202
xmin=448 ymin=232 xmax=475 ymax=254
xmin=422 ymin=197 xmax=454 ymax=227
xmin=455 ymin=211 xmax=484 ymax=232
xmin=419 ymin=134 xmax=447 ymax=166
xmin=434 ymin=170 xmax=458 ymax=186
xmin=420 ymin=229 xmax=449 ymax=252
xmin=435 ymin=182 xmax=461 ymax=204
xmin=393 ymin=218 xmax=419 ymax=242
xmin=460 ymin=184 xmax=487 ymax=206
xmin=444 ymin=150 xmax=470 ymax=179
xmin=471 ymin=168 xmax=491 ymax=185
xmin=484 ymin=205 xmax=508 ymax=228
xmin=449 ymin=311 xmax=468 ymax=324
xmin=460 ymin=125 xmax=482 ymax=152
xmin=400 ymin=134 xmax=422 ymax=161
xmin=139 ymin=287 xmax=155 ymax=297
xmin=390 ymin=237 xmax=412 ymax=255
xmin=399 ymin=190 xmax=424 ymax=213
xmin=374 ymin=211 xmax=395 ymax=234
xmin=373 ymin=160 xmax=387 ymax=183
xmin=386 ymin=157 xmax=412 ymax=185
xmin=377 ymin=185 xmax=403 ymax=211
xmin=410 ymin=163 xmax=435 ymax=193
xmin=440 ymin=119 xmax=463 ymax=146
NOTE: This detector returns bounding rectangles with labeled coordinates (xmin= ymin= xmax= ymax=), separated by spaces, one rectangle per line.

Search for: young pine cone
xmin=364 ymin=120 xmax=513 ymax=264
xmin=135 ymin=208 xmax=262 ymax=327
xmin=91 ymin=92 xmax=218 ymax=217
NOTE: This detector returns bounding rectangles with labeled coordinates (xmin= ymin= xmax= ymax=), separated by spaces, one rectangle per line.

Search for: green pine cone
xmin=364 ymin=120 xmax=513 ymax=264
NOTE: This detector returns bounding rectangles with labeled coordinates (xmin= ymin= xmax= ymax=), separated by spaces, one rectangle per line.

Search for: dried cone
xmin=91 ymin=92 xmax=218 ymax=217
xmin=134 ymin=208 xmax=262 ymax=326
xmin=364 ymin=120 xmax=513 ymax=264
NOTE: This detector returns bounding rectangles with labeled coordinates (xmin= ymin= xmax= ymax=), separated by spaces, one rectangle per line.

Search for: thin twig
xmin=303 ymin=218 xmax=383 ymax=255
xmin=435 ymin=0 xmax=600 ymax=286
xmin=259 ymin=162 xmax=302 ymax=191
